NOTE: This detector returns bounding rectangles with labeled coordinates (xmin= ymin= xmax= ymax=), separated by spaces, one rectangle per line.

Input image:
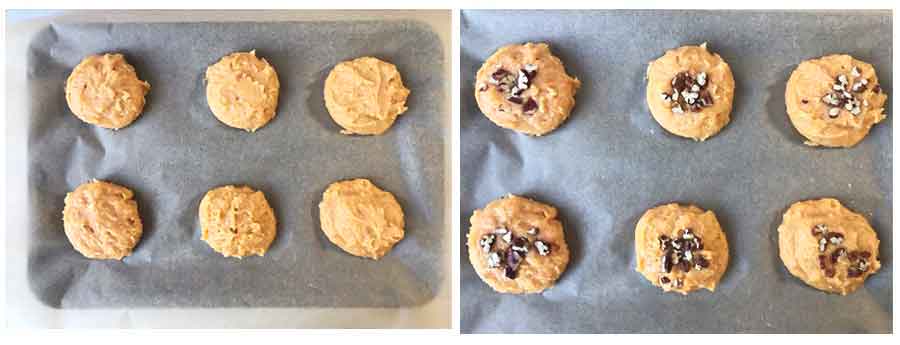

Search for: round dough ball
xmin=318 ymin=179 xmax=405 ymax=259
xmin=324 ymin=57 xmax=410 ymax=135
xmin=474 ymin=42 xmax=581 ymax=136
xmin=646 ymin=43 xmax=735 ymax=141
xmin=778 ymin=198 xmax=881 ymax=295
xmin=199 ymin=185 xmax=277 ymax=258
xmin=205 ymin=50 xmax=280 ymax=132
xmin=62 ymin=180 xmax=143 ymax=260
xmin=635 ymin=203 xmax=729 ymax=295
xmin=65 ymin=53 xmax=151 ymax=129
xmin=785 ymin=54 xmax=887 ymax=147
xmin=467 ymin=194 xmax=570 ymax=294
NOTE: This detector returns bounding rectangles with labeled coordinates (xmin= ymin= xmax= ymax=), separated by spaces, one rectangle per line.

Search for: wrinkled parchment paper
xmin=25 ymin=19 xmax=446 ymax=309
xmin=461 ymin=10 xmax=891 ymax=333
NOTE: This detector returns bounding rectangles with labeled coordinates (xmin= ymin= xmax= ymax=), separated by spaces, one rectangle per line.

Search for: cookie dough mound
xmin=778 ymin=198 xmax=881 ymax=295
xmin=646 ymin=43 xmax=735 ymax=141
xmin=467 ymin=194 xmax=570 ymax=294
xmin=199 ymin=185 xmax=277 ymax=258
xmin=635 ymin=203 xmax=729 ymax=295
xmin=65 ymin=53 xmax=151 ymax=129
xmin=785 ymin=54 xmax=887 ymax=147
xmin=205 ymin=50 xmax=280 ymax=132
xmin=324 ymin=57 xmax=411 ymax=135
xmin=62 ymin=180 xmax=143 ymax=260
xmin=318 ymin=179 xmax=405 ymax=259
xmin=474 ymin=42 xmax=581 ymax=136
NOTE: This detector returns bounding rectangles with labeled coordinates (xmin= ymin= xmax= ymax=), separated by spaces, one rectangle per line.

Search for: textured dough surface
xmin=199 ymin=185 xmax=277 ymax=258
xmin=474 ymin=42 xmax=580 ymax=136
xmin=778 ymin=198 xmax=881 ymax=295
xmin=65 ymin=53 xmax=150 ymax=129
xmin=635 ymin=203 xmax=729 ymax=294
xmin=318 ymin=179 xmax=405 ymax=259
xmin=205 ymin=50 xmax=280 ymax=132
xmin=467 ymin=194 xmax=570 ymax=294
xmin=62 ymin=180 xmax=143 ymax=260
xmin=324 ymin=57 xmax=410 ymax=135
xmin=785 ymin=54 xmax=887 ymax=147
xmin=646 ymin=44 xmax=735 ymax=141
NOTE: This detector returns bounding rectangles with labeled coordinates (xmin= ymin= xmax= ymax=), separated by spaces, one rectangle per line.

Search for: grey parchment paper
xmin=461 ymin=10 xmax=891 ymax=333
xmin=24 ymin=19 xmax=446 ymax=309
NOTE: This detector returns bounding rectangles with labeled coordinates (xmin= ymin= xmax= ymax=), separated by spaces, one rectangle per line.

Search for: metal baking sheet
xmin=25 ymin=19 xmax=446 ymax=309
xmin=460 ymin=10 xmax=891 ymax=333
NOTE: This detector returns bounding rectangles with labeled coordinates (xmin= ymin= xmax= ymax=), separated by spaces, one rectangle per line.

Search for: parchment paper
xmin=461 ymin=10 xmax=891 ymax=333
xmin=26 ymin=19 xmax=446 ymax=308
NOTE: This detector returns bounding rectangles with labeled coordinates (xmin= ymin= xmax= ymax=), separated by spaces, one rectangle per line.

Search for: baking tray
xmin=460 ymin=9 xmax=891 ymax=333
xmin=6 ymin=10 xmax=450 ymax=328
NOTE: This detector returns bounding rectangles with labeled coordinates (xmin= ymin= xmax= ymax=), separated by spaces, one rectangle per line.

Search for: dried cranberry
xmin=873 ymin=84 xmax=881 ymax=93
xmin=824 ymin=267 xmax=836 ymax=278
xmin=694 ymin=255 xmax=710 ymax=269
xmin=490 ymin=69 xmax=510 ymax=83
xmin=818 ymin=255 xmax=828 ymax=269
xmin=522 ymin=98 xmax=538 ymax=114
xmin=507 ymin=96 xmax=524 ymax=104
xmin=504 ymin=249 xmax=522 ymax=279
xmin=831 ymin=247 xmax=846 ymax=264
xmin=858 ymin=251 xmax=871 ymax=259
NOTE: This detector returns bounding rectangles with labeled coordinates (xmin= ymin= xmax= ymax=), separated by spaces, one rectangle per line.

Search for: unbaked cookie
xmin=635 ymin=203 xmax=729 ymax=294
xmin=785 ymin=54 xmax=888 ymax=147
xmin=62 ymin=180 xmax=143 ymax=260
xmin=778 ymin=198 xmax=881 ymax=295
xmin=65 ymin=53 xmax=151 ymax=129
xmin=467 ymin=194 xmax=570 ymax=294
xmin=205 ymin=50 xmax=280 ymax=132
xmin=324 ymin=57 xmax=410 ymax=135
xmin=199 ymin=185 xmax=277 ymax=258
xmin=474 ymin=42 xmax=581 ymax=136
xmin=318 ymin=179 xmax=405 ymax=259
xmin=646 ymin=43 xmax=735 ymax=141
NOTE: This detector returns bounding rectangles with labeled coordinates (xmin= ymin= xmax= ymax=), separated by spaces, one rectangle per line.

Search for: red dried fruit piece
xmin=490 ymin=69 xmax=510 ymax=83
xmin=522 ymin=98 xmax=538 ymax=114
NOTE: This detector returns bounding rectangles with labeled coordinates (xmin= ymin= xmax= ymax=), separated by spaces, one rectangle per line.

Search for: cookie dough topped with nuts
xmin=785 ymin=54 xmax=887 ymax=147
xmin=646 ymin=43 xmax=735 ymax=141
xmin=474 ymin=42 xmax=581 ymax=136
xmin=635 ymin=203 xmax=729 ymax=295
xmin=467 ymin=194 xmax=570 ymax=294
xmin=778 ymin=198 xmax=881 ymax=295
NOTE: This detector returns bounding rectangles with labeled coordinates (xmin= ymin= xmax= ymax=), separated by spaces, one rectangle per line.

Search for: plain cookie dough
xmin=467 ymin=194 xmax=570 ymax=294
xmin=785 ymin=54 xmax=888 ymax=147
xmin=324 ymin=57 xmax=410 ymax=135
xmin=474 ymin=42 xmax=581 ymax=136
xmin=62 ymin=180 xmax=143 ymax=260
xmin=65 ymin=53 xmax=151 ymax=129
xmin=199 ymin=185 xmax=277 ymax=258
xmin=318 ymin=178 xmax=405 ymax=259
xmin=635 ymin=203 xmax=729 ymax=295
xmin=778 ymin=198 xmax=881 ymax=295
xmin=646 ymin=43 xmax=735 ymax=141
xmin=205 ymin=50 xmax=280 ymax=132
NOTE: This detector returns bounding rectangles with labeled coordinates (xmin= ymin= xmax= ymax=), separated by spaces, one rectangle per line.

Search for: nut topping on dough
xmin=479 ymin=234 xmax=496 ymax=253
xmin=820 ymin=69 xmax=871 ymax=118
xmin=662 ymin=71 xmax=714 ymax=113
xmin=482 ymin=233 xmax=558 ymax=279
xmin=809 ymin=224 xmax=872 ymax=279
xmin=487 ymin=65 xmax=539 ymax=113
xmin=658 ymin=229 xmax=710 ymax=278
